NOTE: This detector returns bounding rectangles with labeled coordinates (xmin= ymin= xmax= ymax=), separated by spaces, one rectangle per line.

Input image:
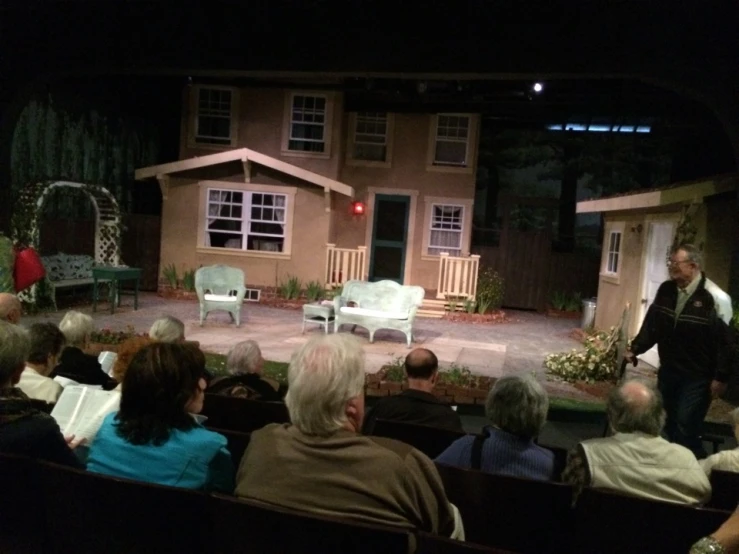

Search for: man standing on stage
xmin=626 ymin=243 xmax=734 ymax=458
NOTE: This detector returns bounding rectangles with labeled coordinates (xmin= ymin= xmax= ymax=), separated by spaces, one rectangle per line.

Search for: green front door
xmin=369 ymin=195 xmax=410 ymax=283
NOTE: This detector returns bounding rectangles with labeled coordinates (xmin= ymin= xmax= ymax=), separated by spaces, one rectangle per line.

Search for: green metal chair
xmin=195 ymin=265 xmax=247 ymax=326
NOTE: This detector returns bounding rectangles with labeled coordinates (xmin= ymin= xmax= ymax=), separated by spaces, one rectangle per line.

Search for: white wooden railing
xmin=436 ymin=253 xmax=481 ymax=300
xmin=325 ymin=244 xmax=367 ymax=289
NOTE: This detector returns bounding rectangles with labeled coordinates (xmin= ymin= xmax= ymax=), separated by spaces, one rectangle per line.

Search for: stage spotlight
xmin=533 ymin=82 xmax=544 ymax=93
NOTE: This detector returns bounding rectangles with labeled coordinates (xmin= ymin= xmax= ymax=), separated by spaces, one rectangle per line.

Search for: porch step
xmin=416 ymin=308 xmax=445 ymax=319
xmin=417 ymin=298 xmax=448 ymax=319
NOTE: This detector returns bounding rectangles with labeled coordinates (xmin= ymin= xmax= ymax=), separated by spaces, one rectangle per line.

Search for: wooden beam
xmin=136 ymin=149 xmax=249 ymax=180
xmin=324 ymin=188 xmax=331 ymax=213
xmin=156 ymin=174 xmax=170 ymax=200
xmin=242 ymin=158 xmax=252 ymax=183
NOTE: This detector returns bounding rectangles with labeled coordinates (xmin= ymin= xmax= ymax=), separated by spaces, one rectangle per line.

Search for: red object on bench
xmin=13 ymin=246 xmax=46 ymax=292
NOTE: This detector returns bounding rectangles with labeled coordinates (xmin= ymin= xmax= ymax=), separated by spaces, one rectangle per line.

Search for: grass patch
xmin=204 ymin=351 xmax=288 ymax=383
xmin=549 ymin=397 xmax=605 ymax=413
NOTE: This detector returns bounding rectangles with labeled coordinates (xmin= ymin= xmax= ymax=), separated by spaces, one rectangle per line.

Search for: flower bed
xmin=443 ymin=310 xmax=508 ymax=324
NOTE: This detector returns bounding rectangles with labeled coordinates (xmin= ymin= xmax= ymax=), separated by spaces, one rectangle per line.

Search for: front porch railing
xmin=436 ymin=253 xmax=481 ymax=300
xmin=325 ymin=244 xmax=367 ymax=289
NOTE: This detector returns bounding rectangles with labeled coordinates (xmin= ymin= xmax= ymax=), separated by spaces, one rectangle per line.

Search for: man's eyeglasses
xmin=666 ymin=259 xmax=692 ymax=268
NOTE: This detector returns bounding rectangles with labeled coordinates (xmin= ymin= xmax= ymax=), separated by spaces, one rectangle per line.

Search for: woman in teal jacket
xmin=87 ymin=342 xmax=233 ymax=492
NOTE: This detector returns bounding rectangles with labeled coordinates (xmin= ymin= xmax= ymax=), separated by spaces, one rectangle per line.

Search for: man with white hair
xmin=54 ymin=310 xmax=117 ymax=389
xmin=562 ymin=379 xmax=710 ymax=505
xmin=0 ymin=293 xmax=21 ymax=324
xmin=235 ymin=333 xmax=459 ymax=537
xmin=148 ymin=315 xmax=186 ymax=343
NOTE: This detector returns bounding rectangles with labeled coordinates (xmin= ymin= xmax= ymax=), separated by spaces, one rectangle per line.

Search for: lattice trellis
xmin=11 ymin=180 xmax=123 ymax=308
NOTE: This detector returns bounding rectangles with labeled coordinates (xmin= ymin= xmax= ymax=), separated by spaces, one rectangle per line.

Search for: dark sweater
xmin=631 ymin=274 xmax=734 ymax=382
xmin=52 ymin=346 xmax=118 ymax=390
xmin=362 ymin=389 xmax=464 ymax=434
xmin=207 ymin=373 xmax=283 ymax=401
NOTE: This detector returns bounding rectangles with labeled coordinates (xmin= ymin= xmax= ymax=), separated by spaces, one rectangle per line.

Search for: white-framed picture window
xmin=193 ymin=87 xmax=236 ymax=146
xmin=352 ymin=112 xmax=388 ymax=162
xmin=433 ymin=114 xmax=470 ymax=166
xmin=287 ymin=94 xmax=327 ymax=153
xmin=205 ymin=188 xmax=287 ymax=252
xmin=427 ymin=204 xmax=464 ymax=256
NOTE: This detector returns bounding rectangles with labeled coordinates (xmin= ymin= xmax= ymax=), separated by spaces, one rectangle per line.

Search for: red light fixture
xmin=351 ymin=201 xmax=365 ymax=215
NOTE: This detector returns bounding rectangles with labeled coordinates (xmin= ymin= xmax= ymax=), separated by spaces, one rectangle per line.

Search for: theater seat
xmin=202 ymin=393 xmax=290 ymax=433
xmin=707 ymin=469 xmax=739 ymax=511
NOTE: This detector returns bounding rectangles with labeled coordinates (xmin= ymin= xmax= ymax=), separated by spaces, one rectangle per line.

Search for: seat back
xmin=208 ymin=427 xmax=251 ymax=469
xmin=370 ymin=419 xmax=466 ymax=459
xmin=341 ymin=279 xmax=424 ymax=314
xmin=707 ymin=469 xmax=739 ymax=510
xmin=416 ymin=532 xmax=516 ymax=553
xmin=36 ymin=459 xmax=211 ymax=554
xmin=435 ymin=463 xmax=573 ymax=553
xmin=202 ymin=394 xmax=290 ymax=432
xmin=195 ymin=265 xmax=245 ymax=296
xmin=537 ymin=442 xmax=568 ymax=480
xmin=573 ymin=487 xmax=731 ymax=554
xmin=208 ymin=493 xmax=411 ymax=554
xmin=0 ymin=454 xmax=47 ymax=553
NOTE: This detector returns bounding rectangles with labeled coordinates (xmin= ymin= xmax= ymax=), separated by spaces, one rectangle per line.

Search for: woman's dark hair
xmin=27 ymin=322 xmax=66 ymax=364
xmin=115 ymin=342 xmax=206 ymax=446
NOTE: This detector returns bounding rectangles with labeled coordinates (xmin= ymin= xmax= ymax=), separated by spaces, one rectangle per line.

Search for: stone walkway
xmin=23 ymin=292 xmax=600 ymax=402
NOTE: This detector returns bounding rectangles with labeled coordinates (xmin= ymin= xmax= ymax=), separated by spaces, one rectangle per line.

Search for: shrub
xmin=162 ymin=263 xmax=178 ymax=289
xmin=278 ymin=275 xmax=302 ymax=300
xmin=565 ymin=291 xmax=582 ymax=312
xmin=550 ymin=290 xmax=567 ymax=311
xmin=381 ymin=356 xmax=406 ymax=382
xmin=476 ymin=268 xmax=504 ymax=314
xmin=305 ymin=280 xmax=324 ymax=302
xmin=90 ymin=325 xmax=148 ymax=345
xmin=437 ymin=363 xmax=474 ymax=386
xmin=543 ymin=326 xmax=619 ymax=383
xmin=464 ymin=298 xmax=476 ymax=314
xmin=181 ymin=269 xmax=196 ymax=292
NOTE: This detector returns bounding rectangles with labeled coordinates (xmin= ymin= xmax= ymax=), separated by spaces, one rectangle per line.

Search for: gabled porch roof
xmin=135 ymin=147 xmax=354 ymax=198
xmin=576 ymin=173 xmax=738 ymax=214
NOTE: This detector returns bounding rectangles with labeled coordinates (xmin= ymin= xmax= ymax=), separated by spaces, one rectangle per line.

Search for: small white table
xmin=302 ymin=302 xmax=335 ymax=334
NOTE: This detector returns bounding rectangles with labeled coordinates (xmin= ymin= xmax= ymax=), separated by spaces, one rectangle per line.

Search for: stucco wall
xmin=703 ymin=193 xmax=735 ymax=291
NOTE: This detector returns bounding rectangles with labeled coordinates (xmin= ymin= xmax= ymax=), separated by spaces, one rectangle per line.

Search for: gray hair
xmin=149 ymin=316 xmax=185 ymax=343
xmin=0 ymin=321 xmax=30 ymax=385
xmin=285 ymin=334 xmax=365 ymax=436
xmin=485 ymin=374 xmax=549 ymax=438
xmin=59 ymin=310 xmax=94 ymax=347
xmin=672 ymin=243 xmax=703 ymax=268
xmin=607 ymin=380 xmax=665 ymax=436
xmin=226 ymin=340 xmax=262 ymax=374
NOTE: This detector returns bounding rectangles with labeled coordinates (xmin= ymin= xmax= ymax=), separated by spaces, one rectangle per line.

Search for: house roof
xmin=135 ymin=148 xmax=354 ymax=198
xmin=576 ymin=174 xmax=738 ymax=214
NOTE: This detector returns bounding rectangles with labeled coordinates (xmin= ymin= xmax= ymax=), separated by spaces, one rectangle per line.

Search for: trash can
xmin=581 ymin=298 xmax=597 ymax=329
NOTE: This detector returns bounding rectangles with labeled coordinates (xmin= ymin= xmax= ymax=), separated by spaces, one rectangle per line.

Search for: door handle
xmin=641 ymin=298 xmax=648 ymax=305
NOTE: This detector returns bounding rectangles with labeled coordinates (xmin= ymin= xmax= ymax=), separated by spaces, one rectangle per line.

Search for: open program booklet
xmin=50 ymin=386 xmax=121 ymax=443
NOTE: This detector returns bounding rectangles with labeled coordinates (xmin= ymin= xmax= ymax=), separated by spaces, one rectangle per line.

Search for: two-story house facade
xmin=135 ymin=82 xmax=481 ymax=294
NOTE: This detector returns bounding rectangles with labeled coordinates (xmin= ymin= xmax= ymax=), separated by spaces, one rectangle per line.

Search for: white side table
xmin=302 ymin=302 xmax=335 ymax=334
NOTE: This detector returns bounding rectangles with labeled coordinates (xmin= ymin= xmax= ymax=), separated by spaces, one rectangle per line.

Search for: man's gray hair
xmin=285 ymin=333 xmax=365 ymax=436
xmin=59 ymin=310 xmax=94 ymax=347
xmin=672 ymin=243 xmax=703 ymax=267
xmin=226 ymin=340 xmax=262 ymax=374
xmin=0 ymin=321 xmax=30 ymax=385
xmin=485 ymin=374 xmax=549 ymax=438
xmin=607 ymin=380 xmax=666 ymax=436
xmin=148 ymin=315 xmax=185 ymax=343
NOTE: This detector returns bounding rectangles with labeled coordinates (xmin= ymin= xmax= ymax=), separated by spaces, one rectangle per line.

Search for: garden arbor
xmin=11 ymin=180 xmax=123 ymax=307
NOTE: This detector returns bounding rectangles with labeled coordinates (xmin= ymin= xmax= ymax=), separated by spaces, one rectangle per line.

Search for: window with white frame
xmin=427 ymin=204 xmax=464 ymax=256
xmin=194 ymin=87 xmax=235 ymax=146
xmin=433 ymin=114 xmax=470 ymax=166
xmin=205 ymin=188 xmax=287 ymax=252
xmin=352 ymin=112 xmax=388 ymax=162
xmin=605 ymin=229 xmax=622 ymax=274
xmin=288 ymin=94 xmax=327 ymax=153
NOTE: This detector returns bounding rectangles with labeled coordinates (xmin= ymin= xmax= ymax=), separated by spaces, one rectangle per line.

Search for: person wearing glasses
xmin=625 ymin=243 xmax=734 ymax=459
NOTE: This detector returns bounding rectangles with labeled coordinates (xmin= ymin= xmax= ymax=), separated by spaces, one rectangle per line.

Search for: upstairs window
xmin=352 ymin=112 xmax=389 ymax=162
xmin=288 ymin=94 xmax=327 ymax=153
xmin=433 ymin=114 xmax=471 ymax=167
xmin=194 ymin=87 xmax=236 ymax=146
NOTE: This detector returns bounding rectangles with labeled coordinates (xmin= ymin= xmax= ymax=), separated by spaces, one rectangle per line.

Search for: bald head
xmin=405 ymin=348 xmax=438 ymax=380
xmin=607 ymin=379 xmax=665 ymax=436
xmin=0 ymin=293 xmax=21 ymax=324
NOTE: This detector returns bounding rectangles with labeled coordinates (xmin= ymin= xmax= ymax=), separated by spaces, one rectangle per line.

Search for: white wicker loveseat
xmin=333 ymin=280 xmax=425 ymax=347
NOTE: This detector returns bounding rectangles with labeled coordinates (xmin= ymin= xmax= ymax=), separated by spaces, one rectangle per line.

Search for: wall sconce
xmin=631 ymin=224 xmax=643 ymax=234
xmin=351 ymin=201 xmax=365 ymax=216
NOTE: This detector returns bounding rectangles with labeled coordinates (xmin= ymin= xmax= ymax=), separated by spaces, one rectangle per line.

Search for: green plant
xmin=181 ymin=269 xmax=196 ymax=292
xmin=381 ymin=356 xmax=406 ymax=382
xmin=90 ymin=325 xmax=148 ymax=345
xmin=565 ymin=291 xmax=582 ymax=312
xmin=543 ymin=325 xmax=620 ymax=383
xmin=476 ymin=268 xmax=505 ymax=314
xmin=447 ymin=298 xmax=459 ymax=313
xmin=305 ymin=280 xmax=324 ymax=302
xmin=550 ymin=290 xmax=568 ymax=310
xmin=278 ymin=274 xmax=302 ymax=300
xmin=437 ymin=363 xmax=474 ymax=386
xmin=464 ymin=298 xmax=476 ymax=314
xmin=162 ymin=263 xmax=179 ymax=289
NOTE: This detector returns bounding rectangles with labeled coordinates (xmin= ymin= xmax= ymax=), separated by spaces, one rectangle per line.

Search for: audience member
xmin=562 ymin=379 xmax=711 ymax=505
xmin=54 ymin=310 xmax=117 ymax=389
xmin=0 ymin=321 xmax=82 ymax=467
xmin=111 ymin=335 xmax=156 ymax=387
xmin=0 ymin=293 xmax=21 ymax=324
xmin=700 ymin=407 xmax=739 ymax=476
xmin=435 ymin=374 xmax=554 ymax=480
xmin=691 ymin=505 xmax=739 ymax=554
xmin=362 ymin=348 xmax=463 ymax=434
xmin=235 ymin=334 xmax=461 ymax=538
xmin=149 ymin=315 xmax=186 ymax=343
xmin=17 ymin=323 xmax=65 ymax=403
xmin=87 ymin=342 xmax=233 ymax=491
xmin=208 ymin=340 xmax=282 ymax=401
